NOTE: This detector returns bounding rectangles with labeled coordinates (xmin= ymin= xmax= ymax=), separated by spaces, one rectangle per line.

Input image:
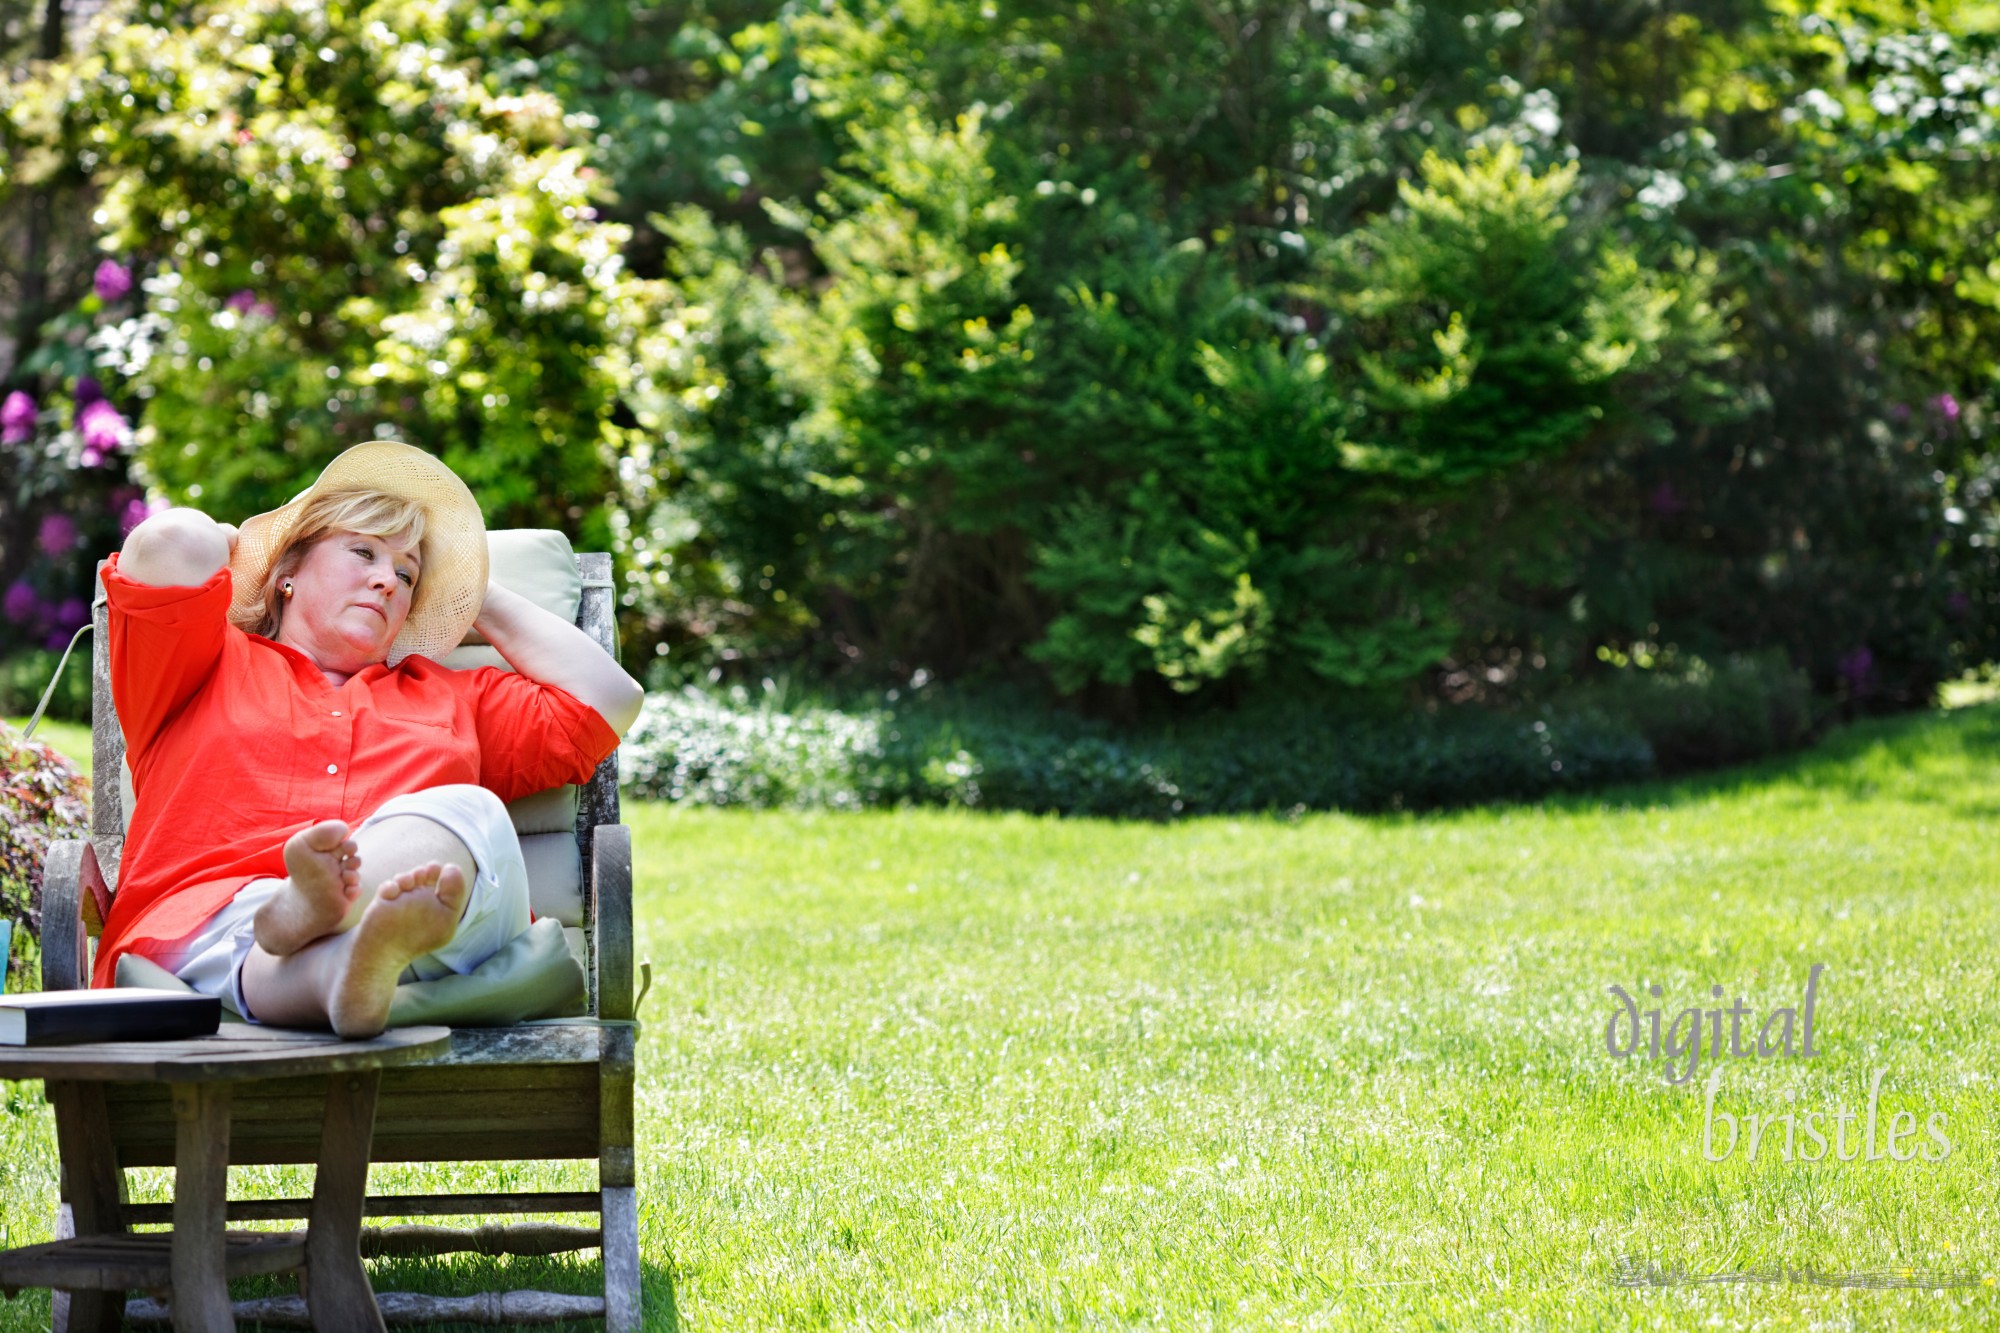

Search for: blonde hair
xmin=232 ymin=487 xmax=430 ymax=639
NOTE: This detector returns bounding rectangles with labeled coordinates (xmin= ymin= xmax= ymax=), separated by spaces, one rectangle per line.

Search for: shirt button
xmin=331 ymin=710 xmax=343 ymax=717
xmin=326 ymin=764 xmax=339 ymax=775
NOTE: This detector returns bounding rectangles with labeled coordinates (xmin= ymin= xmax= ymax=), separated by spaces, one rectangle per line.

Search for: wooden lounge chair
xmin=37 ymin=535 xmax=648 ymax=1330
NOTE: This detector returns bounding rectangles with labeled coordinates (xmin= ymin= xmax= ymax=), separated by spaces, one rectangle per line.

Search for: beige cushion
xmin=521 ymin=831 xmax=584 ymax=926
xmin=457 ymin=529 xmax=581 ymax=646
xmin=507 ymin=784 xmax=580 ymax=835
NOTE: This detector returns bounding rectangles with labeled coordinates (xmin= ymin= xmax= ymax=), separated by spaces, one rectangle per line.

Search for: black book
xmin=0 ymin=990 xmax=222 ymax=1046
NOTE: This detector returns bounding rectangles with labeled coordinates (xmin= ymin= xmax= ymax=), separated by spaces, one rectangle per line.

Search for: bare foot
xmin=326 ymin=862 xmax=466 ymax=1038
xmin=255 ymin=820 xmax=362 ymax=957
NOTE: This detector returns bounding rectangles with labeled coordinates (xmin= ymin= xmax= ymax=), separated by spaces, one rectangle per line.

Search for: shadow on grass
xmin=1537 ymin=702 xmax=2000 ymax=819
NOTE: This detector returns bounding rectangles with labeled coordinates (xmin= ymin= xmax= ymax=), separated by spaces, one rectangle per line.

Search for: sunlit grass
xmin=5 ymin=706 xmax=2000 ymax=1327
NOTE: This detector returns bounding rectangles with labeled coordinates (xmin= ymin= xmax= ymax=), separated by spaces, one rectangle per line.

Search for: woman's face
xmin=276 ymin=528 xmax=422 ymax=675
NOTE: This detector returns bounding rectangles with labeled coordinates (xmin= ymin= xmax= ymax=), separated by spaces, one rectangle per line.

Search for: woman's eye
xmin=398 ymin=571 xmax=415 ymax=586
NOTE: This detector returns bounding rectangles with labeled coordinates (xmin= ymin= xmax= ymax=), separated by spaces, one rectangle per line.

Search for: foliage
xmin=1555 ymin=652 xmax=1821 ymax=776
xmin=0 ymin=718 xmax=88 ymax=987
xmin=0 ymin=648 xmax=91 ymax=725
xmin=619 ymin=659 xmax=1821 ymax=818
xmin=640 ymin=70 xmax=1722 ymax=704
xmin=1 ymin=0 xmax=683 ymax=559
xmin=0 ymin=264 xmax=155 ymax=672
xmin=5 ymin=0 xmax=2000 ymax=727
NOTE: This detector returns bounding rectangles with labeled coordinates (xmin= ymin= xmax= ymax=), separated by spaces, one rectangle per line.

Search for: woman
xmin=97 ymin=441 xmax=645 ymax=1037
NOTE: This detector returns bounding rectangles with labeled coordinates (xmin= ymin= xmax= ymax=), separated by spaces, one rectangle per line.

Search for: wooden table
xmin=0 ymin=1025 xmax=450 ymax=1333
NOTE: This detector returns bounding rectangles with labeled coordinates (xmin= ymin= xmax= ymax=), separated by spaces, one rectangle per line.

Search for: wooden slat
xmin=0 ymin=1231 xmax=304 ymax=1291
xmin=592 ymin=828 xmax=634 ymax=1022
xmin=39 ymin=840 xmax=89 ymax=992
xmin=124 ymin=1290 xmax=607 ymax=1328
xmin=88 ymin=578 xmax=123 ymax=843
xmin=599 ymin=1025 xmax=635 ymax=1189
xmin=122 ymin=1192 xmax=603 ymax=1226
xmin=111 ymin=1132 xmax=602 ymax=1170
xmin=427 ymin=1024 xmax=604 ymax=1065
xmin=0 ymin=1026 xmax=449 ymax=1084
xmin=358 ymin=1223 xmax=601 ymax=1258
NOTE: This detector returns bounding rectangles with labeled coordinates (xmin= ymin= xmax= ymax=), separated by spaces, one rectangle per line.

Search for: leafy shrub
xmin=1556 ymin=654 xmax=1821 ymax=775
xmin=0 ymin=648 xmax=93 ymax=725
xmin=621 ymin=680 xmax=1659 ymax=819
xmin=621 ymin=657 xmax=1836 ymax=818
xmin=621 ymin=683 xmax=888 ymax=811
xmin=0 ymin=719 xmax=91 ymax=987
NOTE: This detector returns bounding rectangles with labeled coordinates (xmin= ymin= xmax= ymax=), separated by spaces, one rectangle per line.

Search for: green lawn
xmin=8 ymin=707 xmax=2000 ymax=1327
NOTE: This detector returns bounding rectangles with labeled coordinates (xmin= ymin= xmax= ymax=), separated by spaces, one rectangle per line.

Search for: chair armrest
xmin=40 ymin=837 xmax=107 ymax=991
xmin=590 ymin=824 xmax=634 ymax=1021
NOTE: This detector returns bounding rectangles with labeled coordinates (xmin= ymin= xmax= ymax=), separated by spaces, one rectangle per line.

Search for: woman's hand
xmin=469 ymin=580 xmax=646 ymax=736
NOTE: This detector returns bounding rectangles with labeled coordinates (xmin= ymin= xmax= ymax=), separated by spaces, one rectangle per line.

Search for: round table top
xmin=0 ymin=1024 xmax=451 ymax=1083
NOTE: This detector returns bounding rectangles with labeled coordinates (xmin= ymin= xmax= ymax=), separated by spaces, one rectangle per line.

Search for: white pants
xmin=153 ymin=785 xmax=531 ymax=1020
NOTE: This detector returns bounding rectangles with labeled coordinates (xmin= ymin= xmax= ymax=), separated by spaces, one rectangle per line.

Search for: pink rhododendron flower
xmin=225 ymin=290 xmax=275 ymax=319
xmin=37 ymin=513 xmax=78 ymax=557
xmin=1 ymin=390 xmax=34 ymax=444
xmin=1934 ymin=393 xmax=1962 ymax=424
xmin=2 ymin=580 xmax=36 ymax=625
xmin=73 ymin=375 xmax=103 ymax=407
xmin=78 ymin=399 xmax=129 ymax=453
xmin=94 ymin=260 xmax=132 ymax=303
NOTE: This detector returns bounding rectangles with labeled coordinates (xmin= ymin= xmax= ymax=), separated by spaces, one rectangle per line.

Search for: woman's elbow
xmin=121 ymin=510 xmax=228 ymax=588
xmin=598 ymin=675 xmax=646 ymax=739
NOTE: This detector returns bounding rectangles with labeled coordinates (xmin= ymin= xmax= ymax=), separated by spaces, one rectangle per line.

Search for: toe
xmin=305 ymin=819 xmax=351 ymax=852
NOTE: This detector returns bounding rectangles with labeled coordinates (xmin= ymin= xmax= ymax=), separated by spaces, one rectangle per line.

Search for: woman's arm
xmin=120 ymin=508 xmax=238 ymax=588
xmin=472 ymin=582 xmax=646 ymax=737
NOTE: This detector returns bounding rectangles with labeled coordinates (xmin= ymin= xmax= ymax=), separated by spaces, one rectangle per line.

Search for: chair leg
xmin=601 ymin=1186 xmax=643 ymax=1333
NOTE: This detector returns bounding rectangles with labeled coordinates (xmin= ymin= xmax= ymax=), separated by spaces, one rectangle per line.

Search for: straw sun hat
xmin=227 ymin=440 xmax=489 ymax=666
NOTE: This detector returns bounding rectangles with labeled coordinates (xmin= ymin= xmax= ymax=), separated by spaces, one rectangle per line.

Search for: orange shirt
xmin=94 ymin=554 xmax=619 ymax=988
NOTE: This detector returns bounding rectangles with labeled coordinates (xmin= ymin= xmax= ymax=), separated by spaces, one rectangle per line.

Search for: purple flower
xmin=1934 ymin=393 xmax=1962 ymax=424
xmin=53 ymin=597 xmax=87 ymax=629
xmin=37 ymin=513 xmax=77 ymax=556
xmin=224 ymin=289 xmax=278 ymax=320
xmin=1647 ymin=482 xmax=1687 ymax=517
xmin=1837 ymin=646 xmax=1874 ymax=692
xmin=43 ymin=627 xmax=77 ymax=651
xmin=1 ymin=390 xmax=34 ymax=444
xmin=94 ymin=259 xmax=132 ymax=303
xmin=79 ymin=446 xmax=102 ymax=468
xmin=73 ymin=375 xmax=103 ymax=407
xmin=118 ymin=496 xmax=152 ymax=535
xmin=78 ymin=399 xmax=129 ymax=453
xmin=1949 ymin=590 xmax=1971 ymax=617
xmin=2 ymin=580 xmax=37 ymax=625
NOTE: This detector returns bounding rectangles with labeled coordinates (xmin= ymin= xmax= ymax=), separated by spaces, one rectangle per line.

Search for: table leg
xmin=306 ymin=1069 xmax=385 ymax=1333
xmin=169 ymin=1082 xmax=233 ymax=1333
xmin=48 ymin=1081 xmax=125 ymax=1333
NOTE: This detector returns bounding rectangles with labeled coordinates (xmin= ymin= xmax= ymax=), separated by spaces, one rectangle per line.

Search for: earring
xmin=281 ymin=581 xmax=294 ymax=600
